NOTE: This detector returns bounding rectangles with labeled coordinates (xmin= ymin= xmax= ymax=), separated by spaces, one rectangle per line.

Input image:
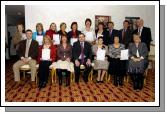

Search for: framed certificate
xmin=53 ymin=34 xmax=60 ymax=45
xmin=36 ymin=35 xmax=43 ymax=45
xmin=42 ymin=49 xmax=50 ymax=60
xmin=120 ymin=49 xmax=129 ymax=60
xmin=96 ymin=48 xmax=106 ymax=61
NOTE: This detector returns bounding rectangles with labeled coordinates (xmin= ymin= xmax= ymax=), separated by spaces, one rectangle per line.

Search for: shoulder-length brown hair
xmin=36 ymin=23 xmax=44 ymax=32
xmin=42 ymin=35 xmax=53 ymax=45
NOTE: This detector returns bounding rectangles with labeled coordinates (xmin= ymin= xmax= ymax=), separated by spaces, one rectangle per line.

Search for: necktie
xmin=80 ymin=42 xmax=84 ymax=64
xmin=138 ymin=28 xmax=141 ymax=36
xmin=25 ymin=40 xmax=30 ymax=57
xmin=122 ymin=29 xmax=126 ymax=42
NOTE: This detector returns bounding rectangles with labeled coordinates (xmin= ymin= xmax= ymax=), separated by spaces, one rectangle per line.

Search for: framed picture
xmin=125 ymin=16 xmax=140 ymax=30
xmin=95 ymin=15 xmax=111 ymax=30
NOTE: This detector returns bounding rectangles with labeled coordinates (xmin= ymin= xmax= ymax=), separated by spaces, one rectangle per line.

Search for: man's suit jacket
xmin=72 ymin=41 xmax=92 ymax=61
xmin=107 ymin=29 xmax=119 ymax=45
xmin=132 ymin=27 xmax=152 ymax=51
xmin=18 ymin=39 xmax=39 ymax=60
xmin=118 ymin=28 xmax=133 ymax=48
xmin=95 ymin=29 xmax=109 ymax=45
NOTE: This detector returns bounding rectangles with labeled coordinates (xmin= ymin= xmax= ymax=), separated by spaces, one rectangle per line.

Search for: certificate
xmin=53 ymin=34 xmax=60 ymax=45
xmin=42 ymin=49 xmax=50 ymax=60
xmin=70 ymin=38 xmax=78 ymax=46
xmin=120 ymin=49 xmax=129 ymax=60
xmin=85 ymin=32 xmax=94 ymax=42
xmin=36 ymin=35 xmax=43 ymax=45
xmin=96 ymin=48 xmax=106 ymax=61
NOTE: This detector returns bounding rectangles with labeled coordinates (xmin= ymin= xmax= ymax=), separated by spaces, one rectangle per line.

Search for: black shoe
xmin=100 ymin=81 xmax=104 ymax=83
xmin=42 ymin=82 xmax=46 ymax=88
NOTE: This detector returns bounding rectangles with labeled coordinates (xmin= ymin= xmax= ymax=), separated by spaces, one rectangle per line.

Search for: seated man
xmin=72 ymin=33 xmax=92 ymax=83
xmin=13 ymin=29 xmax=39 ymax=88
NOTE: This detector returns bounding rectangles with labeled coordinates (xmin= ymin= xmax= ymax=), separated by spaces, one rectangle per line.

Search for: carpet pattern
xmin=5 ymin=59 xmax=155 ymax=102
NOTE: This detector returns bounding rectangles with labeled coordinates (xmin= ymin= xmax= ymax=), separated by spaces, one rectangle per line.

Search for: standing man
xmin=72 ymin=33 xmax=92 ymax=83
xmin=119 ymin=20 xmax=133 ymax=49
xmin=132 ymin=19 xmax=152 ymax=51
xmin=13 ymin=29 xmax=39 ymax=88
xmin=107 ymin=21 xmax=119 ymax=45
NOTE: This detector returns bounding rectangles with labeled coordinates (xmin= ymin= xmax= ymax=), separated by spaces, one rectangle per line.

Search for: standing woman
xmin=38 ymin=35 xmax=56 ymax=89
xmin=67 ymin=22 xmax=81 ymax=43
xmin=45 ymin=23 xmax=57 ymax=40
xmin=58 ymin=22 xmax=68 ymax=36
xmin=108 ymin=36 xmax=125 ymax=86
xmin=51 ymin=34 xmax=73 ymax=86
xmin=128 ymin=33 xmax=148 ymax=90
xmin=92 ymin=36 xmax=109 ymax=83
xmin=13 ymin=24 xmax=26 ymax=51
xmin=32 ymin=23 xmax=45 ymax=42
xmin=95 ymin=22 xmax=109 ymax=46
xmin=82 ymin=18 xmax=96 ymax=44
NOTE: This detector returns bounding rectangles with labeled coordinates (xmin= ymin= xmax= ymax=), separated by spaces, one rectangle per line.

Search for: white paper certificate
xmin=120 ymin=49 xmax=129 ymax=60
xmin=36 ymin=35 xmax=43 ymax=45
xmin=85 ymin=32 xmax=94 ymax=42
xmin=53 ymin=34 xmax=60 ymax=45
xmin=70 ymin=38 xmax=78 ymax=46
xmin=96 ymin=48 xmax=106 ymax=61
xmin=42 ymin=49 xmax=50 ymax=60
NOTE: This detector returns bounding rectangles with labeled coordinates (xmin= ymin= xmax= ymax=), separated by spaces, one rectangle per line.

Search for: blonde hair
xmin=42 ymin=35 xmax=53 ymax=45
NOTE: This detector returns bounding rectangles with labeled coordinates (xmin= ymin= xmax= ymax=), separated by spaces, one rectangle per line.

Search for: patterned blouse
xmin=108 ymin=43 xmax=125 ymax=58
xmin=57 ymin=44 xmax=72 ymax=61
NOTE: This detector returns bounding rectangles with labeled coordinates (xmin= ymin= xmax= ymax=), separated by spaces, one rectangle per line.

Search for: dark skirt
xmin=108 ymin=58 xmax=126 ymax=76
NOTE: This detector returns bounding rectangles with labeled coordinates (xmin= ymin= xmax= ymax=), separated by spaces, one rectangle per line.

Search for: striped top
xmin=108 ymin=43 xmax=125 ymax=58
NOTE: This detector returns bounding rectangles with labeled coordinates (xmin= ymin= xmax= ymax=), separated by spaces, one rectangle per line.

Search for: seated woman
xmin=38 ymin=35 xmax=56 ymax=89
xmin=92 ymin=36 xmax=109 ymax=83
xmin=32 ymin=23 xmax=45 ymax=45
xmin=108 ymin=36 xmax=126 ymax=86
xmin=51 ymin=34 xmax=73 ymax=86
xmin=128 ymin=33 xmax=148 ymax=90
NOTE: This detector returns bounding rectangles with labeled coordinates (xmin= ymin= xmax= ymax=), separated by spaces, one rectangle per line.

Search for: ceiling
xmin=5 ymin=5 xmax=25 ymax=26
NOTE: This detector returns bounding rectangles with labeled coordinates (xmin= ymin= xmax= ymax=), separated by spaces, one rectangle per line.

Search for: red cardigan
xmin=38 ymin=45 xmax=57 ymax=63
xmin=45 ymin=29 xmax=56 ymax=40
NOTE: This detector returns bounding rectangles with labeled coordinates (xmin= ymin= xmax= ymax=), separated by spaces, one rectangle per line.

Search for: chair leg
xmin=51 ymin=68 xmax=55 ymax=84
xmin=108 ymin=74 xmax=110 ymax=82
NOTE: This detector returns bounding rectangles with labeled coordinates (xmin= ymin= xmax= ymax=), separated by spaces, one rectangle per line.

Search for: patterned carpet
xmin=5 ymin=59 xmax=155 ymax=102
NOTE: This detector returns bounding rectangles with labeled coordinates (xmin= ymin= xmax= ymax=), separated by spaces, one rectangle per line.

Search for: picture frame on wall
xmin=95 ymin=15 xmax=111 ymax=30
xmin=125 ymin=16 xmax=140 ymax=30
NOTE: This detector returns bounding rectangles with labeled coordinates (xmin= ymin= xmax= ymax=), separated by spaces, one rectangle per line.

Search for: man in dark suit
xmin=107 ymin=21 xmax=119 ymax=45
xmin=13 ymin=29 xmax=39 ymax=88
xmin=119 ymin=20 xmax=133 ymax=48
xmin=72 ymin=33 xmax=92 ymax=83
xmin=132 ymin=19 xmax=152 ymax=51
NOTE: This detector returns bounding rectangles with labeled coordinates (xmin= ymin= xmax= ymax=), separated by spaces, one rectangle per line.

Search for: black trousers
xmin=74 ymin=60 xmax=92 ymax=83
xmin=39 ymin=61 xmax=52 ymax=84
xmin=57 ymin=69 xmax=70 ymax=86
xmin=131 ymin=73 xmax=144 ymax=90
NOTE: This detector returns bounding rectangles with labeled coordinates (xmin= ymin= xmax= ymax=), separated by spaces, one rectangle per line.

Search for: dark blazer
xmin=118 ymin=28 xmax=133 ymax=48
xmin=107 ymin=29 xmax=119 ymax=45
xmin=67 ymin=30 xmax=81 ymax=42
xmin=18 ymin=39 xmax=39 ymax=60
xmin=132 ymin=27 xmax=152 ymax=51
xmin=95 ymin=29 xmax=109 ymax=46
xmin=128 ymin=42 xmax=148 ymax=59
xmin=72 ymin=41 xmax=92 ymax=61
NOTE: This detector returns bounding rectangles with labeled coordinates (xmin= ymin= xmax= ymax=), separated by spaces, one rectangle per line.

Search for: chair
xmin=20 ymin=64 xmax=39 ymax=84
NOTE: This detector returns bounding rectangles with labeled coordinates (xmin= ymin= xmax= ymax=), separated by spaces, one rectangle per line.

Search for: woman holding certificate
xmin=50 ymin=34 xmax=73 ymax=86
xmin=32 ymin=23 xmax=45 ymax=46
xmin=108 ymin=36 xmax=125 ymax=86
xmin=128 ymin=33 xmax=148 ymax=90
xmin=92 ymin=36 xmax=109 ymax=83
xmin=67 ymin=22 xmax=81 ymax=45
xmin=95 ymin=22 xmax=109 ymax=46
xmin=38 ymin=35 xmax=56 ymax=89
xmin=82 ymin=18 xmax=96 ymax=44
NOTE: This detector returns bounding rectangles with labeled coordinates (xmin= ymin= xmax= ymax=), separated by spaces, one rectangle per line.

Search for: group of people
xmin=12 ymin=18 xmax=152 ymax=91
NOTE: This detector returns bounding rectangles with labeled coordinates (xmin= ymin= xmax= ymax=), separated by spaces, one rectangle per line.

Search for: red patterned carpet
xmin=5 ymin=59 xmax=155 ymax=102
